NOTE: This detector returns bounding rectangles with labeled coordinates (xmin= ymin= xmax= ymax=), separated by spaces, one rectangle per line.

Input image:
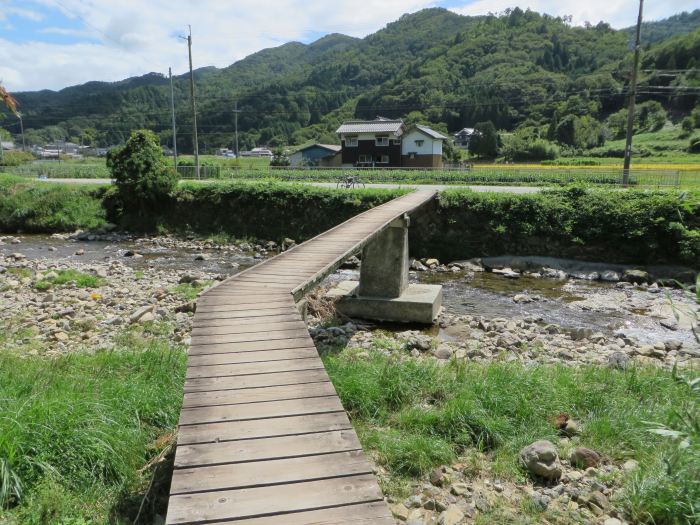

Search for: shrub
xmin=269 ymin=147 xmax=290 ymax=167
xmin=503 ymin=138 xmax=559 ymax=161
xmin=469 ymin=121 xmax=499 ymax=158
xmin=0 ymin=151 xmax=35 ymax=167
xmin=681 ymin=116 xmax=694 ymax=136
xmin=689 ymin=135 xmax=700 ymax=154
xmin=106 ymin=130 xmax=177 ymax=215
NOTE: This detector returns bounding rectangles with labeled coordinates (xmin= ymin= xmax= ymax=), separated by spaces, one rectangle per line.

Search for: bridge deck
xmin=166 ymin=190 xmax=436 ymax=525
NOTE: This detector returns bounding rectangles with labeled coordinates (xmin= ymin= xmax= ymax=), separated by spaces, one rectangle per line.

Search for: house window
xmin=375 ymin=136 xmax=389 ymax=147
xmin=376 ymin=155 xmax=389 ymax=164
xmin=415 ymin=139 xmax=424 ymax=147
xmin=408 ymin=152 xmax=416 ymax=159
xmin=391 ymin=139 xmax=401 ymax=145
xmin=345 ymin=137 xmax=358 ymax=147
xmin=358 ymin=154 xmax=372 ymax=163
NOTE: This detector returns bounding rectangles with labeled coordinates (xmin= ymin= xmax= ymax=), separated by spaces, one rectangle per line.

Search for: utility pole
xmin=18 ymin=113 xmax=26 ymax=152
xmin=181 ymin=26 xmax=200 ymax=179
xmin=169 ymin=67 xmax=178 ymax=170
xmin=234 ymin=100 xmax=240 ymax=157
xmin=622 ymin=0 xmax=643 ymax=186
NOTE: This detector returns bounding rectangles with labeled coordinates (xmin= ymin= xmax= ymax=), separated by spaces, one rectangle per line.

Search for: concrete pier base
xmin=328 ymin=280 xmax=443 ymax=324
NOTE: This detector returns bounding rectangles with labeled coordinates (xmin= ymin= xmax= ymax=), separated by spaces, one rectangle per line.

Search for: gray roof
xmin=294 ymin=143 xmax=341 ymax=154
xmin=413 ymin=125 xmax=448 ymax=140
xmin=336 ymin=119 xmax=404 ymax=134
xmin=316 ymin=143 xmax=342 ymax=152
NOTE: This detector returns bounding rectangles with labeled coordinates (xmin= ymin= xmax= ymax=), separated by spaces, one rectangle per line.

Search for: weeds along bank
xmin=1 ymin=175 xmax=699 ymax=267
xmin=411 ymin=188 xmax=700 ymax=267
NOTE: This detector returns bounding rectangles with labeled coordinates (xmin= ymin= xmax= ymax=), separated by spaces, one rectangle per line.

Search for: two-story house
xmin=336 ymin=117 xmax=446 ymax=168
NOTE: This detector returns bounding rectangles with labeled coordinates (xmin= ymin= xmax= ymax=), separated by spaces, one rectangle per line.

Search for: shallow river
xmin=2 ymin=234 xmax=698 ymax=349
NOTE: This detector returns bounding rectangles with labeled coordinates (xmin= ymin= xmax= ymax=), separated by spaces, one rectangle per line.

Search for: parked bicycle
xmin=336 ymin=173 xmax=366 ymax=189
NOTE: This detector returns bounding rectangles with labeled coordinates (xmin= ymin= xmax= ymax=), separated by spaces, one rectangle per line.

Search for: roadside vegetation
xmin=324 ymin=350 xmax=699 ymax=524
xmin=0 ymin=174 xmax=107 ymax=232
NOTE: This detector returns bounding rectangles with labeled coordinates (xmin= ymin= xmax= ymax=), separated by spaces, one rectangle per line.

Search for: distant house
xmin=336 ymin=117 xmax=446 ymax=168
xmin=289 ymin=144 xmax=341 ymax=167
xmin=240 ymin=147 xmax=273 ymax=157
xmin=453 ymin=127 xmax=476 ymax=149
xmin=401 ymin=125 xmax=447 ymax=168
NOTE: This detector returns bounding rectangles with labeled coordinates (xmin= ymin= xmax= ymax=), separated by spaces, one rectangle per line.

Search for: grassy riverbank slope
xmin=1 ymin=175 xmax=698 ymax=267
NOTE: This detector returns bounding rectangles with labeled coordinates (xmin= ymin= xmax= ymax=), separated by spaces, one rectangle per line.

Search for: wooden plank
xmin=197 ymin=296 xmax=292 ymax=306
xmin=165 ymin=474 xmax=383 ymax=524
xmin=184 ymin=368 xmax=330 ymax=393
xmin=188 ymin=337 xmax=313 ymax=356
xmin=193 ymin=313 xmax=300 ymax=327
xmin=222 ymin=502 xmax=395 ymax=525
xmin=174 ymin=429 xmax=362 ymax=467
xmin=187 ymin=347 xmax=319 ymax=367
xmin=195 ymin=302 xmax=294 ymax=313
xmin=182 ymin=380 xmax=334 ymax=408
xmin=177 ymin=410 xmax=350 ymax=445
xmin=185 ymin=357 xmax=323 ymax=379
xmin=194 ymin=307 xmax=298 ymax=320
xmin=170 ymin=450 xmax=372 ymax=495
xmin=191 ymin=319 xmax=307 ymax=336
xmin=233 ymin=274 xmax=304 ymax=282
xmin=191 ymin=328 xmax=311 ymax=346
xmin=208 ymin=283 xmax=293 ymax=292
xmin=178 ymin=395 xmax=343 ymax=426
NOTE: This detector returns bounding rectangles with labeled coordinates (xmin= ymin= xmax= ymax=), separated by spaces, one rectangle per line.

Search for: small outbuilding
xmin=289 ymin=143 xmax=342 ymax=167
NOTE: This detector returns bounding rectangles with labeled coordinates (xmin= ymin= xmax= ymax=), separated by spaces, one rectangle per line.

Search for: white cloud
xmin=1 ymin=0 xmax=436 ymax=91
xmin=0 ymin=5 xmax=45 ymax=22
xmin=452 ymin=0 xmax=700 ymax=28
xmin=1 ymin=0 xmax=697 ymax=92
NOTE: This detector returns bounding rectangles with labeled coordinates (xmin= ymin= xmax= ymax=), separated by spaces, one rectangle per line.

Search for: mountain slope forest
xmin=2 ymin=7 xmax=700 ymax=157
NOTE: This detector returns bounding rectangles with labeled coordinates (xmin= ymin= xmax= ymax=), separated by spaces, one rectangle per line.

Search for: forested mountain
xmin=623 ymin=9 xmax=700 ymax=45
xmin=2 ymin=7 xmax=699 ymax=153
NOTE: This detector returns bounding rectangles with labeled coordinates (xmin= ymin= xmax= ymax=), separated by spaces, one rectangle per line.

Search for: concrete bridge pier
xmin=329 ymin=214 xmax=442 ymax=324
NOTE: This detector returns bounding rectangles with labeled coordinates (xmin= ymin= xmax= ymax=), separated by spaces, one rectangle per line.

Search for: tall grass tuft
xmin=325 ymin=352 xmax=699 ymax=523
xmin=0 ymin=334 xmax=186 ymax=522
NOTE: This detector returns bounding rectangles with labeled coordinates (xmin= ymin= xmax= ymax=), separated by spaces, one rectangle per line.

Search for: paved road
xmin=36 ymin=178 xmax=541 ymax=193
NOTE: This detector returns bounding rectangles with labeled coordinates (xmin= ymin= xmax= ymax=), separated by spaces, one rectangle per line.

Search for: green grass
xmin=171 ymin=280 xmax=213 ymax=300
xmin=324 ymin=352 xmax=699 ymax=524
xmin=0 ymin=330 xmax=186 ymax=524
xmin=34 ymin=269 xmax=106 ymax=290
xmin=0 ymin=175 xmax=107 ymax=232
xmin=6 ymin=268 xmax=32 ymax=279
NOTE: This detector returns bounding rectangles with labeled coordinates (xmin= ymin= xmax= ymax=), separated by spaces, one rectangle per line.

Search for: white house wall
xmin=400 ymin=130 xmax=443 ymax=156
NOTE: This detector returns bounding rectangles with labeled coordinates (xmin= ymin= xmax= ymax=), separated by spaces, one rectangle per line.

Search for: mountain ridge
xmin=2 ymin=7 xmax=698 ymax=151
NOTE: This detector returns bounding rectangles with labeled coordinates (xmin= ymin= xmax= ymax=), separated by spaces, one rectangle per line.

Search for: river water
xmin=2 ymin=234 xmax=698 ymax=349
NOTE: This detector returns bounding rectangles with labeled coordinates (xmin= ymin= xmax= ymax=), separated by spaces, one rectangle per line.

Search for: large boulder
xmin=570 ymin=447 xmax=601 ymax=469
xmin=622 ymin=269 xmax=649 ymax=284
xmin=520 ymin=440 xmax=562 ymax=479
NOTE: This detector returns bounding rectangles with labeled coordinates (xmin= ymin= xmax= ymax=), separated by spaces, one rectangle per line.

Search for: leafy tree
xmin=555 ymin=115 xmax=604 ymax=149
xmin=270 ymin=147 xmax=290 ymax=166
xmin=637 ymin=101 xmax=666 ymax=132
xmin=689 ymin=135 xmax=700 ymax=153
xmin=106 ymin=130 xmax=177 ymax=214
xmin=469 ymin=121 xmax=499 ymax=158
xmin=502 ymin=136 xmax=559 ymax=161
xmin=681 ymin=116 xmax=694 ymax=135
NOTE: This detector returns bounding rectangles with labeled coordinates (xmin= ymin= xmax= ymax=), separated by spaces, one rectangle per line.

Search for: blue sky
xmin=1 ymin=0 xmax=698 ymax=91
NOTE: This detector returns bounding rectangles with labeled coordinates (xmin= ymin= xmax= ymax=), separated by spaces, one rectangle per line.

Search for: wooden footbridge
xmin=166 ymin=190 xmax=437 ymax=525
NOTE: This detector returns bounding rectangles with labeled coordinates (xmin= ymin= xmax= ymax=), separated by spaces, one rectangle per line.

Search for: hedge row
xmin=410 ymin=187 xmax=700 ymax=265
xmin=1 ymin=176 xmax=698 ymax=267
